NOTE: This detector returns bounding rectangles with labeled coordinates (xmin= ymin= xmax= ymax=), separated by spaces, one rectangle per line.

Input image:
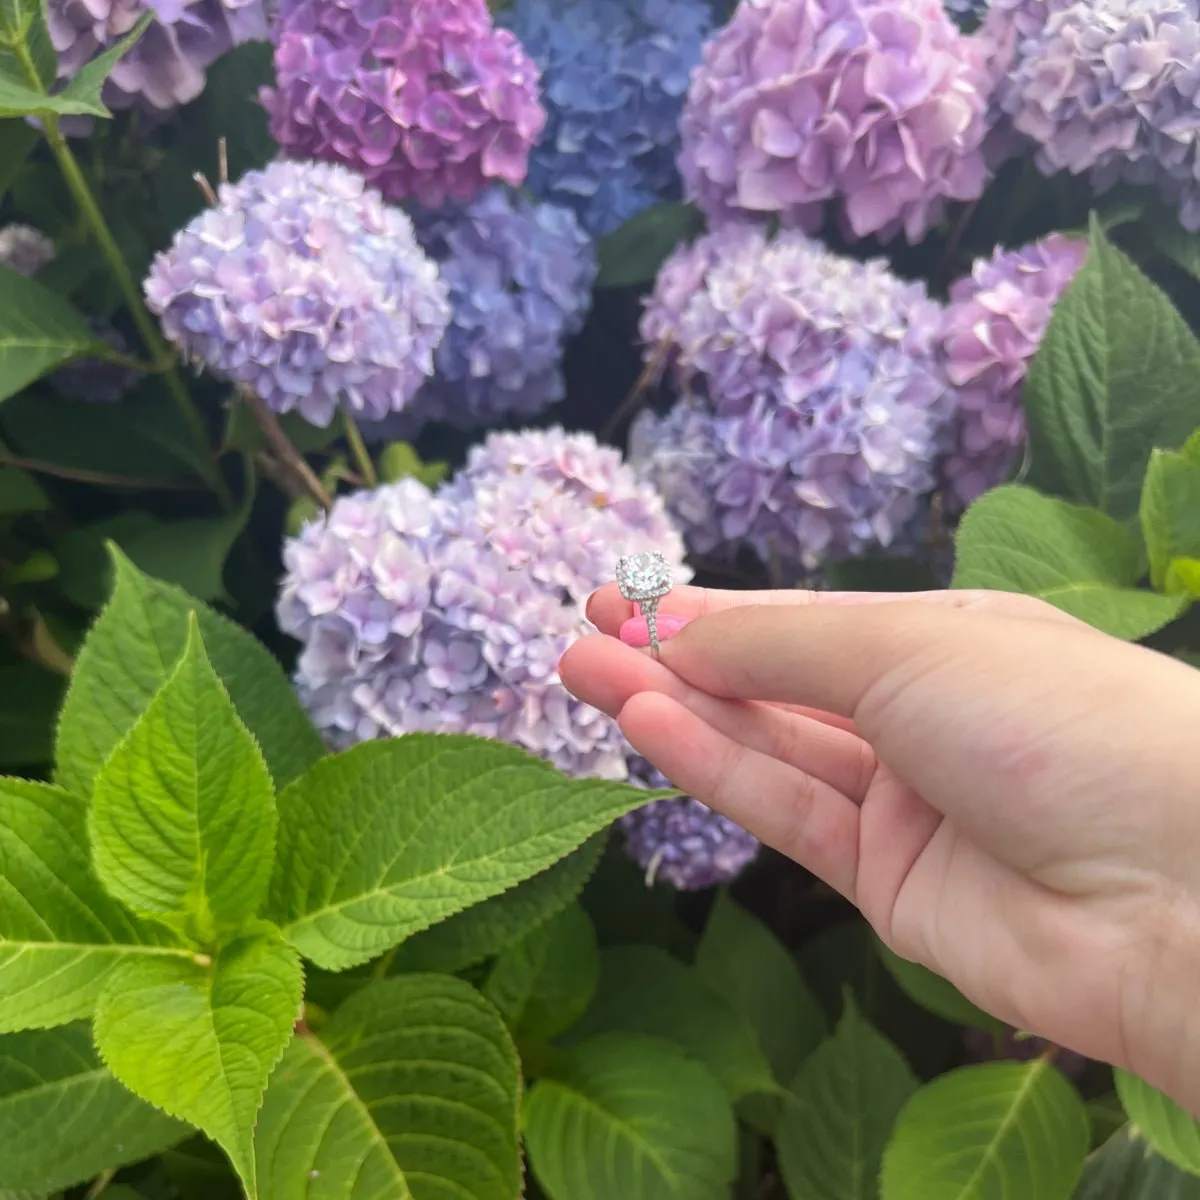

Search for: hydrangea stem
xmin=341 ymin=407 xmax=378 ymax=488
xmin=38 ymin=115 xmax=234 ymax=510
xmin=239 ymin=387 xmax=333 ymax=511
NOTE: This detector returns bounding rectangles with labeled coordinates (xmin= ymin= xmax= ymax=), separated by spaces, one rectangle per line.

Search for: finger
xmin=561 ymin=634 xmax=876 ymax=801
xmin=618 ymin=691 xmax=861 ymax=899
xmin=586 ymin=580 xmax=1070 ymax=638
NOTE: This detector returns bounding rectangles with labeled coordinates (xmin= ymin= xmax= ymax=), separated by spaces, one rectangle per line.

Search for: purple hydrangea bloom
xmin=364 ymin=187 xmax=596 ymax=438
xmin=47 ymin=0 xmax=267 ymax=112
xmin=996 ymin=0 xmax=1200 ymax=229
xmin=631 ymin=224 xmax=951 ymax=571
xmin=678 ymin=0 xmax=992 ymax=243
xmin=502 ymin=0 xmax=712 ymax=237
xmin=144 ymin=159 xmax=450 ymax=427
xmin=261 ymin=0 xmax=545 ymax=210
xmin=620 ymin=756 xmax=760 ymax=889
xmin=939 ymin=233 xmax=1087 ymax=511
xmin=0 ymin=225 xmax=54 ymax=277
xmin=278 ymin=428 xmax=690 ymax=780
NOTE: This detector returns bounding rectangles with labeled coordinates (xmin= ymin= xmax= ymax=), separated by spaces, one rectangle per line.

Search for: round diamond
xmin=617 ymin=551 xmax=673 ymax=602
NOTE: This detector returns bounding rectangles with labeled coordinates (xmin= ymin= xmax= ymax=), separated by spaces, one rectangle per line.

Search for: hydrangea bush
xmin=5 ymin=0 xmax=1200 ymax=1196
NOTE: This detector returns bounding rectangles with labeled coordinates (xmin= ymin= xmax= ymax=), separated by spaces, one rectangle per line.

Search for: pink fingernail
xmin=619 ymin=614 xmax=691 ymax=648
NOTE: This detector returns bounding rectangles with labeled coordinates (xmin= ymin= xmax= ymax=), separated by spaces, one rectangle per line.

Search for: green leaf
xmin=484 ymin=902 xmax=598 ymax=1042
xmin=94 ymin=930 xmax=303 ymax=1200
xmin=1076 ymin=1125 xmax=1200 ymax=1199
xmin=1166 ymin=557 xmax=1200 ymax=596
xmin=0 ymin=0 xmax=55 ymax=89
xmin=1025 ymin=215 xmax=1200 ymax=521
xmin=525 ymin=1034 xmax=738 ymax=1200
xmin=776 ymin=1002 xmax=918 ymax=1200
xmin=377 ymin=441 xmax=449 ymax=488
xmin=952 ymin=485 xmax=1188 ymax=639
xmin=255 ymin=974 xmax=520 ymax=1200
xmin=1139 ymin=446 xmax=1200 ymax=591
xmin=265 ymin=736 xmax=655 ymax=971
xmin=880 ymin=1059 xmax=1090 ymax=1200
xmin=0 ymin=75 xmax=106 ymax=118
xmin=0 ymin=266 xmax=98 ymax=400
xmin=568 ymin=944 xmax=779 ymax=1102
xmin=162 ymin=1136 xmax=242 ymax=1200
xmin=596 ymin=203 xmax=706 ymax=289
xmin=0 ymin=466 xmax=47 ymax=515
xmin=0 ymin=664 xmax=63 ymax=766
xmin=56 ymin=546 xmax=324 ymax=799
xmin=91 ymin=618 xmax=276 ymax=937
xmin=0 ymin=778 xmax=188 ymax=1032
xmin=1115 ymin=1069 xmax=1200 ymax=1176
xmin=389 ymin=835 xmax=604 ymax=975
xmin=55 ymin=13 xmax=151 ymax=114
xmin=696 ymin=891 xmax=827 ymax=1085
xmin=0 ymin=1022 xmax=185 ymax=1191
xmin=875 ymin=941 xmax=1000 ymax=1031
xmin=0 ymin=122 xmax=37 ymax=203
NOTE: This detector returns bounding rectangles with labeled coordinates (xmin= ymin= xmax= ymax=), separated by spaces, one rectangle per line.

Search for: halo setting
xmin=616 ymin=551 xmax=673 ymax=657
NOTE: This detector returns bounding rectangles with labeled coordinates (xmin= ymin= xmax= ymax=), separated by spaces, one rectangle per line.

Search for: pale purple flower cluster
xmin=620 ymin=757 xmax=760 ymax=890
xmin=278 ymin=428 xmax=689 ymax=780
xmin=939 ymin=233 xmax=1087 ymax=510
xmin=631 ymin=224 xmax=951 ymax=571
xmin=144 ymin=160 xmax=450 ymax=427
xmin=47 ymin=0 xmax=267 ymax=111
xmin=503 ymin=0 xmax=712 ymax=237
xmin=678 ymin=0 xmax=992 ymax=243
xmin=997 ymin=0 xmax=1200 ymax=229
xmin=404 ymin=187 xmax=596 ymax=432
xmin=261 ymin=0 xmax=545 ymax=210
xmin=0 ymin=225 xmax=54 ymax=277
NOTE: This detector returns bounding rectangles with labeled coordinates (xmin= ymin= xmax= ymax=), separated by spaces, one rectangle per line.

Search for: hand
xmin=560 ymin=584 xmax=1200 ymax=1112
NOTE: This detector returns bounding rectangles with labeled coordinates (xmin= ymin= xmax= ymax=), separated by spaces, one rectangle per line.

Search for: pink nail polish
xmin=619 ymin=614 xmax=691 ymax=648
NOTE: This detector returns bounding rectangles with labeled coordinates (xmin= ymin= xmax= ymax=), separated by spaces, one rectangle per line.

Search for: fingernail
xmin=619 ymin=614 xmax=691 ymax=648
xmin=585 ymin=590 xmax=600 ymax=622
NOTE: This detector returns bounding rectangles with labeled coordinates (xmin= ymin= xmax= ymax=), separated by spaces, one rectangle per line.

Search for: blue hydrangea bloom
xmin=503 ymin=0 xmax=712 ymax=236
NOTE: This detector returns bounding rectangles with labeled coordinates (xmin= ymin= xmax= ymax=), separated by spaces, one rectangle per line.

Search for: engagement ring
xmin=616 ymin=551 xmax=673 ymax=659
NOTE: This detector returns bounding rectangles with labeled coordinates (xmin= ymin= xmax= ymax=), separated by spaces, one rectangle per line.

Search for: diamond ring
xmin=616 ymin=551 xmax=674 ymax=659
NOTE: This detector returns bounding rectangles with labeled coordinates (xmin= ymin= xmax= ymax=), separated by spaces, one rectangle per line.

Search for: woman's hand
xmin=561 ymin=585 xmax=1200 ymax=1112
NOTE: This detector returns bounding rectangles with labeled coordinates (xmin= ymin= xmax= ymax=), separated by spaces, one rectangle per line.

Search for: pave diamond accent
xmin=616 ymin=551 xmax=673 ymax=603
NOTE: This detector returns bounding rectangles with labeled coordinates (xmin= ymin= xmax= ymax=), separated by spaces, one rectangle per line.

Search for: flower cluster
xmin=144 ymin=160 xmax=450 ymax=428
xmin=503 ymin=0 xmax=712 ymax=237
xmin=678 ymin=0 xmax=991 ymax=243
xmin=939 ymin=233 xmax=1087 ymax=511
xmin=391 ymin=187 xmax=596 ymax=434
xmin=632 ymin=223 xmax=950 ymax=570
xmin=261 ymin=0 xmax=545 ymax=209
xmin=47 ymin=0 xmax=267 ymax=111
xmin=996 ymin=0 xmax=1200 ymax=228
xmin=0 ymin=225 xmax=54 ymax=277
xmin=621 ymin=757 xmax=761 ymax=890
xmin=278 ymin=428 xmax=689 ymax=780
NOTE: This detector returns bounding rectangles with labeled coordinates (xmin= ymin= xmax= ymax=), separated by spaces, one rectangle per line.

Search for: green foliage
xmin=94 ymin=931 xmax=303 ymax=1198
xmin=595 ymin=202 xmax=705 ymax=288
xmin=90 ymin=619 xmax=276 ymax=939
xmin=1114 ymin=1069 xmax=1200 ymax=1176
xmin=266 ymin=736 xmax=657 ymax=970
xmin=1077 ymin=1126 xmax=1200 ymax=1199
xmin=880 ymin=1059 xmax=1091 ymax=1199
xmin=255 ymin=974 xmax=520 ymax=1200
xmin=776 ymin=1000 xmax=918 ymax=1200
xmin=0 ymin=664 xmax=62 ymax=766
xmin=952 ymin=485 xmax=1189 ymax=638
xmin=875 ymin=941 xmax=1001 ymax=1031
xmin=568 ymin=944 xmax=779 ymax=1102
xmin=0 ymin=1022 xmax=185 ymax=1191
xmin=524 ymin=1034 xmax=738 ymax=1200
xmin=1025 ymin=216 xmax=1200 ymax=521
xmin=1140 ymin=435 xmax=1200 ymax=594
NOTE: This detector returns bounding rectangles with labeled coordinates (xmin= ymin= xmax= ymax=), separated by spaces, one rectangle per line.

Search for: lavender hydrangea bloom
xmin=632 ymin=224 xmax=951 ymax=571
xmin=261 ymin=0 xmax=545 ymax=209
xmin=678 ymin=0 xmax=992 ymax=243
xmin=278 ymin=428 xmax=690 ymax=780
xmin=378 ymin=188 xmax=596 ymax=435
xmin=939 ymin=233 xmax=1087 ymax=511
xmin=47 ymin=0 xmax=267 ymax=111
xmin=502 ymin=0 xmax=712 ymax=237
xmin=997 ymin=0 xmax=1200 ymax=228
xmin=0 ymin=225 xmax=54 ymax=277
xmin=144 ymin=160 xmax=450 ymax=427
xmin=620 ymin=757 xmax=760 ymax=889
